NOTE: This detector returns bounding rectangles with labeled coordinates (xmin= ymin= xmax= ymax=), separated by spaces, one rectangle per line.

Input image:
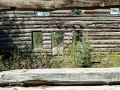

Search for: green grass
xmin=1 ymin=31 xmax=120 ymax=70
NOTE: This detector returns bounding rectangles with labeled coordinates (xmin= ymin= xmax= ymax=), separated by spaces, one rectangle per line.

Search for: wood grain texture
xmin=0 ymin=68 xmax=120 ymax=86
xmin=0 ymin=86 xmax=120 ymax=90
xmin=0 ymin=0 xmax=120 ymax=11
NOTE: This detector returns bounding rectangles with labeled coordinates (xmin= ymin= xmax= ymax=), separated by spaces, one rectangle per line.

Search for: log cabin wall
xmin=0 ymin=9 xmax=120 ymax=56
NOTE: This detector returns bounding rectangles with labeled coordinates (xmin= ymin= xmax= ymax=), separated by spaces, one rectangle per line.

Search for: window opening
xmin=36 ymin=11 xmax=50 ymax=16
xmin=52 ymin=32 xmax=64 ymax=55
xmin=110 ymin=8 xmax=119 ymax=14
xmin=32 ymin=32 xmax=43 ymax=50
xmin=71 ymin=9 xmax=81 ymax=15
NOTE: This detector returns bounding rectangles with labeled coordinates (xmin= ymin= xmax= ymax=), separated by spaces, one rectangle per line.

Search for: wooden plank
xmin=0 ymin=86 xmax=120 ymax=90
xmin=1 ymin=68 xmax=120 ymax=85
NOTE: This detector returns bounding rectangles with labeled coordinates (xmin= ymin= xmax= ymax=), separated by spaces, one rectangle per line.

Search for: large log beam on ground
xmin=0 ymin=86 xmax=120 ymax=90
xmin=0 ymin=68 xmax=120 ymax=86
xmin=0 ymin=0 xmax=120 ymax=11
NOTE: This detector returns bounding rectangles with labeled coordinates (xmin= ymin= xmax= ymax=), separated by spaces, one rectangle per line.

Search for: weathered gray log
xmin=0 ymin=0 xmax=120 ymax=11
xmin=1 ymin=21 xmax=120 ymax=25
xmin=0 ymin=86 xmax=120 ymax=90
xmin=1 ymin=68 xmax=120 ymax=86
xmin=1 ymin=14 xmax=120 ymax=18
xmin=2 ymin=17 xmax=120 ymax=21
xmin=0 ymin=37 xmax=31 ymax=41
xmin=90 ymin=45 xmax=119 ymax=48
xmin=90 ymin=40 xmax=120 ymax=44
xmin=84 ymin=32 xmax=120 ymax=36
xmin=42 ymin=41 xmax=51 ymax=45
xmin=0 ymin=33 xmax=31 ymax=37
xmin=0 ymin=29 xmax=73 ymax=34
xmin=0 ymin=11 xmax=35 ymax=14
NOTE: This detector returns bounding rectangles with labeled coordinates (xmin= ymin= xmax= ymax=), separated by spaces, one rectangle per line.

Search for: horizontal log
xmin=43 ymin=41 xmax=51 ymax=45
xmin=0 ymin=33 xmax=31 ymax=37
xmin=51 ymin=10 xmax=71 ymax=14
xmin=82 ymin=9 xmax=110 ymax=13
xmin=42 ymin=36 xmax=51 ymax=40
xmin=1 ymin=68 xmax=120 ymax=86
xmin=64 ymin=33 xmax=73 ymax=36
xmin=64 ymin=36 xmax=73 ymax=40
xmin=42 ymin=33 xmax=51 ymax=36
xmin=84 ymin=32 xmax=120 ymax=36
xmin=0 ymin=86 xmax=120 ymax=90
xmin=0 ymin=37 xmax=31 ymax=41
xmin=64 ymin=40 xmax=73 ymax=44
xmin=88 ymin=36 xmax=120 ymax=40
xmin=1 ymin=21 xmax=120 ymax=26
xmin=1 ymin=14 xmax=120 ymax=18
xmin=90 ymin=40 xmax=120 ymax=44
xmin=83 ymin=29 xmax=120 ymax=32
xmin=32 ymin=49 xmax=52 ymax=53
xmin=90 ymin=45 xmax=120 ymax=48
xmin=2 ymin=17 xmax=120 ymax=21
xmin=0 ymin=28 xmax=76 ymax=33
xmin=0 ymin=41 xmax=31 ymax=45
xmin=0 ymin=11 xmax=35 ymax=14
xmin=43 ymin=44 xmax=52 ymax=49
xmin=0 ymin=45 xmax=31 ymax=49
xmin=1 ymin=0 xmax=120 ymax=11
xmin=93 ymin=48 xmax=120 ymax=52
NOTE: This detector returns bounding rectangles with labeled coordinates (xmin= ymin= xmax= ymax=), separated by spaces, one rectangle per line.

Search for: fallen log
xmin=0 ymin=86 xmax=120 ymax=90
xmin=0 ymin=68 xmax=120 ymax=86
